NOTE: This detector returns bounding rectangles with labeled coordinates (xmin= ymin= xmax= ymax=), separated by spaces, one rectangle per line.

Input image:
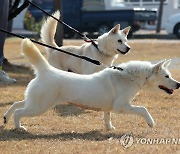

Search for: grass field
xmin=0 ymin=38 xmax=180 ymax=153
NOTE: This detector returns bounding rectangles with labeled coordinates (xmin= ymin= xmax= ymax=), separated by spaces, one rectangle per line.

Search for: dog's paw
xmin=16 ymin=126 xmax=27 ymax=132
xmin=3 ymin=116 xmax=7 ymax=124
xmin=106 ymin=125 xmax=116 ymax=131
xmin=147 ymin=121 xmax=155 ymax=128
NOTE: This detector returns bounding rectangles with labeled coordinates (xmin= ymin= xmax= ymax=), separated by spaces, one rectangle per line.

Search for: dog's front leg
xmin=103 ymin=111 xmax=115 ymax=130
xmin=121 ymin=105 xmax=155 ymax=128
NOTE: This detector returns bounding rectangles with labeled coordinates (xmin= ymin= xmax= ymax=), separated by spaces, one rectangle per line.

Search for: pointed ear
xmin=153 ymin=60 xmax=166 ymax=73
xmin=163 ymin=59 xmax=171 ymax=68
xmin=122 ymin=26 xmax=131 ymax=36
xmin=110 ymin=24 xmax=120 ymax=34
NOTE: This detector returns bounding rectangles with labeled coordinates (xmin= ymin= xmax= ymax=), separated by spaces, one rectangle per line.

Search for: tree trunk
xmin=156 ymin=0 xmax=164 ymax=33
xmin=53 ymin=0 xmax=63 ymax=46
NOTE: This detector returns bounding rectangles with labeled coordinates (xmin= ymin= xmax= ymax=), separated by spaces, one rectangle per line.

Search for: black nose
xmin=176 ymin=82 xmax=180 ymax=89
xmin=126 ymin=46 xmax=131 ymax=52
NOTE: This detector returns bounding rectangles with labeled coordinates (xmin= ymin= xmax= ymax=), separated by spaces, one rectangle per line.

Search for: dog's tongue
xmin=159 ymin=85 xmax=173 ymax=94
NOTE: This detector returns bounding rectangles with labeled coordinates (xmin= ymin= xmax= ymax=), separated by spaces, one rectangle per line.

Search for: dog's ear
xmin=122 ymin=26 xmax=131 ymax=36
xmin=110 ymin=24 xmax=120 ymax=34
xmin=163 ymin=59 xmax=171 ymax=68
xmin=153 ymin=59 xmax=166 ymax=73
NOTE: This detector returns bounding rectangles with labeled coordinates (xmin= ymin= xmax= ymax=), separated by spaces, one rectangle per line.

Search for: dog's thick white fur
xmin=4 ymin=39 xmax=180 ymax=131
xmin=40 ymin=11 xmax=131 ymax=74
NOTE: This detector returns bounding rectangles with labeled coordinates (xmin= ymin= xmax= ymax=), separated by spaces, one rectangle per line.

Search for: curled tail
xmin=40 ymin=11 xmax=60 ymax=49
xmin=22 ymin=39 xmax=49 ymax=71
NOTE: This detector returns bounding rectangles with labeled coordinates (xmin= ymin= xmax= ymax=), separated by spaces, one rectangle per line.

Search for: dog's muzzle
xmin=117 ymin=47 xmax=130 ymax=55
xmin=176 ymin=82 xmax=180 ymax=89
xmin=126 ymin=46 xmax=131 ymax=52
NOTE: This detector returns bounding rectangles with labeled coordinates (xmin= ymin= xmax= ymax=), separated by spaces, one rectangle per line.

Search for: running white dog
xmin=4 ymin=39 xmax=180 ymax=131
xmin=41 ymin=11 xmax=131 ymax=74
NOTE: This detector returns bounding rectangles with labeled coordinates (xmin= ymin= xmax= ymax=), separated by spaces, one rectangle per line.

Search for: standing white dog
xmin=4 ymin=39 xmax=180 ymax=131
xmin=41 ymin=11 xmax=131 ymax=74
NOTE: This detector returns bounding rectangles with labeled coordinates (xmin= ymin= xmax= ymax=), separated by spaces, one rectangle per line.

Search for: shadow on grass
xmin=3 ymin=63 xmax=31 ymax=75
xmin=0 ymin=102 xmax=13 ymax=107
xmin=0 ymin=129 xmax=124 ymax=141
xmin=54 ymin=104 xmax=90 ymax=117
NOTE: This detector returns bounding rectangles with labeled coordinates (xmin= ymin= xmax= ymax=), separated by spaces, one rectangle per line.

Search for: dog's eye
xmin=118 ymin=39 xmax=122 ymax=44
xmin=165 ymin=75 xmax=169 ymax=78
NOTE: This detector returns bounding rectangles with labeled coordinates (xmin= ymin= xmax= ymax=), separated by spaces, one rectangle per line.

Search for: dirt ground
xmin=0 ymin=38 xmax=180 ymax=153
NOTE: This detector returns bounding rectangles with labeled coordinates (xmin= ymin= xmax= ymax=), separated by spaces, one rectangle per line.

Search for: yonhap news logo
xmin=119 ymin=133 xmax=134 ymax=148
xmin=120 ymin=133 xmax=180 ymax=148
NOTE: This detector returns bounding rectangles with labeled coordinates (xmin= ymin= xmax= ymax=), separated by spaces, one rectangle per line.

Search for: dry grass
xmin=0 ymin=38 xmax=180 ymax=153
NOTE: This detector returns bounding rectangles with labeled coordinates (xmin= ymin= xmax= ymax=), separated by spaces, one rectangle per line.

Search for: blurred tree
xmin=156 ymin=0 xmax=164 ymax=33
xmin=53 ymin=0 xmax=63 ymax=46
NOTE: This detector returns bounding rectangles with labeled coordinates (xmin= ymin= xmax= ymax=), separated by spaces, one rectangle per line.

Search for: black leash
xmin=0 ymin=29 xmax=124 ymax=71
xmin=1 ymin=1 xmax=124 ymax=71
xmin=26 ymin=0 xmax=99 ymax=50
xmin=27 ymin=0 xmax=84 ymax=38
xmin=0 ymin=29 xmax=103 ymax=66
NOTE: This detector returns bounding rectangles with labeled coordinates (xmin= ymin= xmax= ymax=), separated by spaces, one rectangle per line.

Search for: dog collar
xmin=91 ymin=41 xmax=109 ymax=56
xmin=110 ymin=66 xmax=124 ymax=71
xmin=91 ymin=41 xmax=99 ymax=51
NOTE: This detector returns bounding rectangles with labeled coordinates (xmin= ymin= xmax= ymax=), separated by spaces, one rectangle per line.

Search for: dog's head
xmin=97 ymin=24 xmax=131 ymax=56
xmin=146 ymin=59 xmax=180 ymax=95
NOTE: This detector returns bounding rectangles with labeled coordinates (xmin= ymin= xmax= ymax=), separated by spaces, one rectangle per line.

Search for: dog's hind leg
xmin=13 ymin=104 xmax=52 ymax=130
xmin=14 ymin=108 xmax=29 ymax=131
xmin=4 ymin=100 xmax=25 ymax=124
xmin=14 ymin=108 xmax=37 ymax=131
xmin=103 ymin=111 xmax=115 ymax=130
xmin=121 ymin=105 xmax=155 ymax=128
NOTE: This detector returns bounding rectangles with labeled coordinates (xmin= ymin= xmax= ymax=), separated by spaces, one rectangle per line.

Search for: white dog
xmin=4 ymin=39 xmax=180 ymax=131
xmin=40 ymin=11 xmax=131 ymax=74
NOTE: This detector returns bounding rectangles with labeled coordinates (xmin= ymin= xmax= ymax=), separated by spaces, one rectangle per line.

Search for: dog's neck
xmin=91 ymin=41 xmax=99 ymax=51
xmin=91 ymin=41 xmax=110 ymax=56
xmin=88 ymin=41 xmax=118 ymax=67
xmin=117 ymin=61 xmax=153 ymax=89
xmin=96 ymin=34 xmax=117 ymax=57
xmin=128 ymin=73 xmax=149 ymax=89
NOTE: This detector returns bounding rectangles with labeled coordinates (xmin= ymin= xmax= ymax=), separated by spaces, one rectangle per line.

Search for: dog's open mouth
xmin=117 ymin=49 xmax=127 ymax=55
xmin=159 ymin=85 xmax=174 ymax=94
